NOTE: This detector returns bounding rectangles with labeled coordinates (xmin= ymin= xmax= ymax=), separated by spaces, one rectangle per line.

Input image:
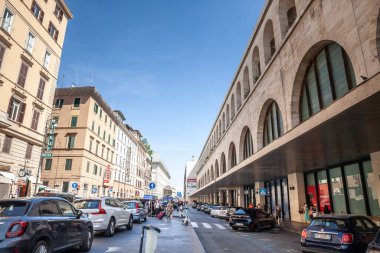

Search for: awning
xmin=0 ymin=172 xmax=16 ymax=181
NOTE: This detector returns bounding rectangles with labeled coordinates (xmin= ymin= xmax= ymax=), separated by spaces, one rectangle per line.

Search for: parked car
xmin=74 ymin=197 xmax=133 ymax=237
xmin=205 ymin=205 xmax=214 ymax=214
xmin=229 ymin=208 xmax=276 ymax=232
xmin=196 ymin=203 xmax=203 ymax=211
xmin=367 ymin=228 xmax=380 ymax=253
xmin=0 ymin=197 xmax=93 ymax=253
xmin=225 ymin=206 xmax=242 ymax=220
xmin=210 ymin=206 xmax=227 ymax=217
xmin=301 ymin=214 xmax=378 ymax=253
xmin=122 ymin=200 xmax=147 ymax=223
xmin=201 ymin=204 xmax=209 ymax=212
xmin=35 ymin=192 xmax=75 ymax=203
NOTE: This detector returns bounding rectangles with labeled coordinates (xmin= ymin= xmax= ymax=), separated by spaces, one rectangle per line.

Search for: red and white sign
xmin=103 ymin=165 xmax=111 ymax=185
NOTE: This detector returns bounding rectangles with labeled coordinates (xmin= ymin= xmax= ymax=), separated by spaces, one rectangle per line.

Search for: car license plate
xmin=236 ymin=223 xmax=244 ymax=226
xmin=314 ymin=233 xmax=331 ymax=240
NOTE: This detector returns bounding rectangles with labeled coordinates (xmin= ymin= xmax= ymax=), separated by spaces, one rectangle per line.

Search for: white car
xmin=210 ymin=206 xmax=227 ymax=217
xmin=74 ymin=197 xmax=133 ymax=236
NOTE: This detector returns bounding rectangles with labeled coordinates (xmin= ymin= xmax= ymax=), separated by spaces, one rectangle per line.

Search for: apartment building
xmin=41 ymin=86 xmax=118 ymax=197
xmin=151 ymin=153 xmax=171 ymax=199
xmin=0 ymin=0 xmax=72 ymax=198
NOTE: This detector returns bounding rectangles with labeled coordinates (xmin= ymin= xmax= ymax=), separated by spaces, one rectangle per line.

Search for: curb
xmin=187 ymin=218 xmax=206 ymax=253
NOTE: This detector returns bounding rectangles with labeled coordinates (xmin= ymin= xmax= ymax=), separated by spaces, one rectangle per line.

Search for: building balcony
xmin=0 ymin=111 xmax=11 ymax=128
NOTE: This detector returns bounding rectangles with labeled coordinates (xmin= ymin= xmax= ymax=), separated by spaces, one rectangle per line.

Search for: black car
xmin=229 ymin=208 xmax=276 ymax=231
xmin=0 ymin=197 xmax=93 ymax=253
xmin=301 ymin=214 xmax=378 ymax=253
xmin=35 ymin=192 xmax=76 ymax=203
xmin=367 ymin=228 xmax=380 ymax=253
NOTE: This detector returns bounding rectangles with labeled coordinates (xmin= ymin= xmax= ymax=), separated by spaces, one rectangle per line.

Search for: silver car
xmin=122 ymin=200 xmax=147 ymax=223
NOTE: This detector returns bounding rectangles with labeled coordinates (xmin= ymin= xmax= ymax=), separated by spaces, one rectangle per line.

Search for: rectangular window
xmin=107 ymin=149 xmax=110 ymax=160
xmin=363 ymin=161 xmax=380 ymax=216
xmin=99 ymin=167 xmax=102 ymax=177
xmin=31 ymin=110 xmax=40 ymax=130
xmin=306 ymin=173 xmax=317 ymax=211
xmin=25 ymin=143 xmax=33 ymax=159
xmin=103 ymin=130 xmax=106 ymax=140
xmin=89 ymin=137 xmax=93 ymax=152
xmin=105 ymin=115 xmax=108 ymax=123
xmin=101 ymin=145 xmax=105 ymax=157
xmin=97 ymin=126 xmax=100 ymax=136
xmin=43 ymin=51 xmax=51 ymax=69
xmin=99 ymin=109 xmax=102 ymax=119
xmin=70 ymin=116 xmax=78 ymax=127
xmin=113 ymin=139 xmax=115 ymax=147
xmin=329 ymin=167 xmax=347 ymax=214
xmin=0 ymin=44 xmax=5 ymax=69
xmin=2 ymin=8 xmax=14 ymax=33
xmin=26 ymin=33 xmax=35 ymax=53
xmin=344 ymin=163 xmax=366 ymax=215
xmin=316 ymin=50 xmax=333 ymax=107
xmin=36 ymin=78 xmax=46 ymax=100
xmin=65 ymin=159 xmax=72 ymax=170
xmin=94 ymin=103 xmax=98 ymax=113
xmin=95 ymin=142 xmax=99 ymax=155
xmin=317 ymin=170 xmax=331 ymax=213
xmin=52 ymin=116 xmax=59 ymax=126
xmin=42 ymin=181 xmax=49 ymax=186
xmin=108 ymin=135 xmax=110 ymax=144
xmin=62 ymin=182 xmax=69 ymax=193
xmin=7 ymin=97 xmax=25 ymax=124
xmin=67 ymin=135 xmax=75 ymax=149
xmin=31 ymin=1 xmax=44 ymax=22
xmin=54 ymin=4 xmax=63 ymax=21
xmin=48 ymin=22 xmax=59 ymax=41
xmin=306 ymin=64 xmax=320 ymax=115
xmin=86 ymin=161 xmax=90 ymax=173
xmin=93 ymin=164 xmax=98 ymax=175
xmin=45 ymin=159 xmax=52 ymax=170
xmin=54 ymin=99 xmax=64 ymax=108
xmin=2 ymin=135 xmax=12 ymax=153
xmin=17 ymin=62 xmax=29 ymax=87
xmin=91 ymin=121 xmax=95 ymax=131
xmin=73 ymin=98 xmax=80 ymax=108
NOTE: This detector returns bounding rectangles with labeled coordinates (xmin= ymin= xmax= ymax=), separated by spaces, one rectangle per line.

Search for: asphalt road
xmin=189 ymin=208 xmax=302 ymax=253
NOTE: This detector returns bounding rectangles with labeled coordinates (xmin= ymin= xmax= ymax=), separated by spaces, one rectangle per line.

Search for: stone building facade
xmin=0 ymin=0 xmax=72 ymax=198
xmin=191 ymin=0 xmax=380 ymax=223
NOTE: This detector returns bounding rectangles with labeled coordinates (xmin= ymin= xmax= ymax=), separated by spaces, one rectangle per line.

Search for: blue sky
xmin=60 ymin=0 xmax=265 ymax=193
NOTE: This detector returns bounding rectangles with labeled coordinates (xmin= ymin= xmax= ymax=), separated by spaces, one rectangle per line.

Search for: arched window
xmin=243 ymin=129 xmax=253 ymax=159
xmin=287 ymin=7 xmax=297 ymax=28
xmin=215 ymin=160 xmax=219 ymax=178
xmin=279 ymin=0 xmax=297 ymax=38
xmin=263 ymin=101 xmax=284 ymax=146
xmin=231 ymin=94 xmax=236 ymax=119
xmin=263 ymin=20 xmax=276 ymax=64
xmin=300 ymin=43 xmax=356 ymax=122
xmin=210 ymin=166 xmax=214 ymax=181
xmin=236 ymin=82 xmax=242 ymax=109
xmin=221 ymin=153 xmax=226 ymax=174
xmin=243 ymin=66 xmax=250 ymax=99
xmin=229 ymin=142 xmax=237 ymax=169
xmin=218 ymin=120 xmax=222 ymax=139
xmin=252 ymin=47 xmax=261 ymax=84
xmin=226 ymin=104 xmax=230 ymax=127
xmin=222 ymin=113 xmax=226 ymax=133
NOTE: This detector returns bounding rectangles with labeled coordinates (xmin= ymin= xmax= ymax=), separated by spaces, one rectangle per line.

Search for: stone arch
xmin=278 ymin=0 xmax=297 ymax=38
xmin=228 ymin=141 xmax=237 ymax=170
xmin=263 ymin=19 xmax=276 ymax=64
xmin=218 ymin=120 xmax=222 ymax=139
xmin=236 ymin=82 xmax=242 ymax=109
xmin=239 ymin=126 xmax=253 ymax=162
xmin=257 ymin=99 xmax=281 ymax=150
xmin=221 ymin=152 xmax=226 ymax=174
xmin=210 ymin=166 xmax=214 ymax=181
xmin=207 ymin=170 xmax=210 ymax=183
xmin=231 ymin=94 xmax=236 ymax=119
xmin=243 ymin=66 xmax=250 ymax=99
xmin=226 ymin=104 xmax=230 ymax=127
xmin=222 ymin=112 xmax=226 ymax=133
xmin=259 ymin=99 xmax=284 ymax=148
xmin=215 ymin=159 xmax=219 ymax=178
xmin=290 ymin=40 xmax=358 ymax=128
xmin=252 ymin=46 xmax=261 ymax=84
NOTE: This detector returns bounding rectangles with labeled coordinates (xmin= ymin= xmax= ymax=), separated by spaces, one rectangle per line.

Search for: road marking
xmin=191 ymin=222 xmax=198 ymax=228
xmin=202 ymin=223 xmax=212 ymax=228
xmin=214 ymin=223 xmax=226 ymax=229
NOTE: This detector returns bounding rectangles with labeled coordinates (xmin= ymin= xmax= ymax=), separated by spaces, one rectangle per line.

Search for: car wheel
xmin=126 ymin=215 xmax=133 ymax=230
xmin=79 ymin=228 xmax=93 ymax=252
xmin=32 ymin=240 xmax=51 ymax=253
xmin=232 ymin=227 xmax=238 ymax=231
xmin=105 ymin=218 xmax=116 ymax=237
xmin=256 ymin=222 xmax=263 ymax=232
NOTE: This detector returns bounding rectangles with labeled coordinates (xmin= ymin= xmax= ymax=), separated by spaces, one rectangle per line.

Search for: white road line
xmin=191 ymin=222 xmax=198 ymax=228
xmin=214 ymin=223 xmax=226 ymax=229
xmin=202 ymin=223 xmax=212 ymax=229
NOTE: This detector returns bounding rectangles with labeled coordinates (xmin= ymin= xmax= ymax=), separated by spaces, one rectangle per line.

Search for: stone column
xmin=237 ymin=187 xmax=245 ymax=207
xmin=288 ymin=173 xmax=306 ymax=223
xmin=255 ymin=182 xmax=265 ymax=207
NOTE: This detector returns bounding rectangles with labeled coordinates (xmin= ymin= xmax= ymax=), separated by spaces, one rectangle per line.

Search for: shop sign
xmin=17 ymin=179 xmax=26 ymax=186
xmin=103 ymin=165 xmax=111 ymax=185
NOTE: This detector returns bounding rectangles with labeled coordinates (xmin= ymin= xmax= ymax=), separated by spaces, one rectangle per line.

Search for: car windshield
xmin=123 ymin=202 xmax=136 ymax=209
xmin=0 ymin=202 xmax=29 ymax=216
xmin=310 ymin=218 xmax=349 ymax=229
xmin=74 ymin=200 xmax=100 ymax=209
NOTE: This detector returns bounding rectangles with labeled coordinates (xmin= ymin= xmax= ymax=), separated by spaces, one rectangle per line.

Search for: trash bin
xmin=139 ymin=225 xmax=161 ymax=253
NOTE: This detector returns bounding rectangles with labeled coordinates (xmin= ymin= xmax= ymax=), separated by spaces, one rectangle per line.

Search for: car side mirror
xmin=76 ymin=210 xmax=83 ymax=219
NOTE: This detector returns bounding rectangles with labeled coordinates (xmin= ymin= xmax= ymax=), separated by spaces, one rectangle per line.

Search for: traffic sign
xmin=177 ymin=192 xmax=182 ymax=197
xmin=72 ymin=182 xmax=78 ymax=189
xmin=91 ymin=186 xmax=98 ymax=194
xmin=42 ymin=153 xmax=52 ymax=158
xmin=259 ymin=188 xmax=267 ymax=196
xmin=149 ymin=182 xmax=156 ymax=190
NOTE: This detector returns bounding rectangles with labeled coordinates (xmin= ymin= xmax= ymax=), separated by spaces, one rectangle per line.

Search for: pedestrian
xmin=308 ymin=205 xmax=314 ymax=222
xmin=248 ymin=202 xmax=254 ymax=208
xmin=179 ymin=203 xmax=184 ymax=218
xmin=166 ymin=201 xmax=174 ymax=220
xmin=323 ymin=204 xmax=330 ymax=214
xmin=154 ymin=201 xmax=161 ymax=216
xmin=304 ymin=204 xmax=310 ymax=226
xmin=275 ymin=205 xmax=282 ymax=226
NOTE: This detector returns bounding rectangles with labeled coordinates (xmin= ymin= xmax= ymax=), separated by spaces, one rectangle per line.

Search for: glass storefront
xmin=243 ymin=185 xmax=255 ymax=208
xmin=305 ymin=159 xmax=380 ymax=216
xmin=265 ymin=179 xmax=290 ymax=220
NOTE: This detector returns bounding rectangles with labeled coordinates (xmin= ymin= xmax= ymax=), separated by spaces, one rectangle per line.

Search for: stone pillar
xmin=255 ymin=182 xmax=265 ymax=207
xmin=288 ymin=173 xmax=306 ymax=223
xmin=237 ymin=187 xmax=245 ymax=207
xmin=218 ymin=190 xmax=223 ymax=204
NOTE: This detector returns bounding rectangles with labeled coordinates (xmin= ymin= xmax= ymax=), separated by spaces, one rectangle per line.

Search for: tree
xmin=141 ymin=138 xmax=153 ymax=157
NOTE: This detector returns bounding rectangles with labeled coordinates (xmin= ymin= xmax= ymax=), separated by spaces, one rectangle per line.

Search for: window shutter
xmin=39 ymin=10 xmax=44 ymax=22
xmin=31 ymin=2 xmax=36 ymax=12
xmin=18 ymin=102 xmax=26 ymax=123
xmin=37 ymin=79 xmax=46 ymax=99
xmin=7 ymin=97 xmax=13 ymax=118
xmin=17 ymin=63 xmax=28 ymax=87
xmin=54 ymin=30 xmax=59 ymax=41
xmin=0 ymin=44 xmax=5 ymax=69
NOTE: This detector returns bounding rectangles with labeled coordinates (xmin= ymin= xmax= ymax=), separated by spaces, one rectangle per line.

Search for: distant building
xmin=151 ymin=153 xmax=171 ymax=198
xmin=183 ymin=156 xmax=198 ymax=202
xmin=0 ymin=0 xmax=73 ymax=198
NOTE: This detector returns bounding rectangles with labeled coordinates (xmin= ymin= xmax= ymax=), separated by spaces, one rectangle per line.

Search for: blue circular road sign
xmin=149 ymin=182 xmax=156 ymax=190
xmin=72 ymin=182 xmax=78 ymax=189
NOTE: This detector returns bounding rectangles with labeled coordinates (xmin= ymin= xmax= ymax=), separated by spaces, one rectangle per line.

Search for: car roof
xmin=0 ymin=197 xmax=71 ymax=203
xmin=313 ymin=214 xmax=367 ymax=219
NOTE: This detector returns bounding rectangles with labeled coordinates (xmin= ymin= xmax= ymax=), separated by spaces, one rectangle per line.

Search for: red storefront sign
xmin=103 ymin=165 xmax=111 ymax=185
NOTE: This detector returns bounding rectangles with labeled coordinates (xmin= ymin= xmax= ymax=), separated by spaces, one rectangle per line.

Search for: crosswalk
xmin=191 ymin=222 xmax=230 ymax=230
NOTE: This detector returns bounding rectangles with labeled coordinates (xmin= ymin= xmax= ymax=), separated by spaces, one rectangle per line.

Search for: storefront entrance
xmin=265 ymin=179 xmax=290 ymax=220
xmin=243 ymin=185 xmax=255 ymax=208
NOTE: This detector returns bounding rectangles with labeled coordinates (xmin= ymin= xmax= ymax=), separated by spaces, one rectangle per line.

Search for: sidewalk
xmin=144 ymin=213 xmax=205 ymax=253
xmin=277 ymin=220 xmax=305 ymax=234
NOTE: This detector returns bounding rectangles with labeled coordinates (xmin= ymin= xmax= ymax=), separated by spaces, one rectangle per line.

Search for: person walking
xmin=166 ymin=201 xmax=174 ymax=220
xmin=304 ymin=204 xmax=310 ymax=226
xmin=275 ymin=205 xmax=282 ymax=226
xmin=154 ymin=201 xmax=161 ymax=216
xmin=179 ymin=203 xmax=184 ymax=218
